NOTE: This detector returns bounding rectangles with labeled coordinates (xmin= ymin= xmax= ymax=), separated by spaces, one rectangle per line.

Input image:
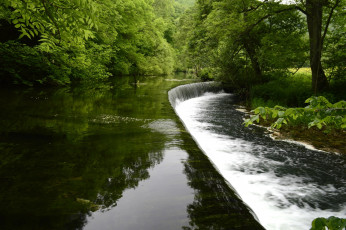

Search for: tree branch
xmin=245 ymin=6 xmax=297 ymax=34
xmin=321 ymin=0 xmax=340 ymax=46
xmin=240 ymin=3 xmax=264 ymax=13
xmin=40 ymin=0 xmax=61 ymax=40
xmin=295 ymin=6 xmax=307 ymax=15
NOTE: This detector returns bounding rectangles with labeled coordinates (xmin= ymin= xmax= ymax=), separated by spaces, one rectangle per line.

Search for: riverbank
xmin=239 ymin=107 xmax=346 ymax=154
xmin=269 ymin=125 xmax=346 ymax=155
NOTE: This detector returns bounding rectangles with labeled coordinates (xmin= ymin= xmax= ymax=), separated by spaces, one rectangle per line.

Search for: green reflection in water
xmin=179 ymin=128 xmax=265 ymax=230
xmin=0 ymin=74 xmax=263 ymax=230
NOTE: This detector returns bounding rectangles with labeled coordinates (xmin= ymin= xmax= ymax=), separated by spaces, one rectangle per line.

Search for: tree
xmin=0 ymin=0 xmax=178 ymax=85
xmin=294 ymin=0 xmax=343 ymax=93
xmin=180 ymin=0 xmax=344 ymax=95
xmin=190 ymin=0 xmax=307 ymax=87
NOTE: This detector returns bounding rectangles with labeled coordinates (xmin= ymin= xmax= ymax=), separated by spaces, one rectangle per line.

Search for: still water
xmin=172 ymin=85 xmax=345 ymax=230
xmin=0 ymin=76 xmax=263 ymax=230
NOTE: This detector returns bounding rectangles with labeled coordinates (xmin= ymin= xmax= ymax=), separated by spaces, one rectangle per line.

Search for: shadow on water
xmin=0 ymin=75 xmax=263 ymax=230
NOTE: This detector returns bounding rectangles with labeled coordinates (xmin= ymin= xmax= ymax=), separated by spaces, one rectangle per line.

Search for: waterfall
xmin=168 ymin=82 xmax=223 ymax=108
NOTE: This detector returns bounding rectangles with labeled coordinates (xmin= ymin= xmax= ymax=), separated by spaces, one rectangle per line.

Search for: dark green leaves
xmin=310 ymin=216 xmax=346 ymax=230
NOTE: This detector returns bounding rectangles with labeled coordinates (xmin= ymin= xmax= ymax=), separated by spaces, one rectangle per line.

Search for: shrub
xmin=310 ymin=216 xmax=346 ymax=230
xmin=244 ymin=96 xmax=346 ymax=130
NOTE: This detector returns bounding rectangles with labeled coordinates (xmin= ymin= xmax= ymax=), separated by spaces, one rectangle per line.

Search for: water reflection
xmin=0 ymin=86 xmax=168 ymax=229
xmin=179 ymin=130 xmax=265 ymax=230
xmin=0 ymin=75 xmax=263 ymax=230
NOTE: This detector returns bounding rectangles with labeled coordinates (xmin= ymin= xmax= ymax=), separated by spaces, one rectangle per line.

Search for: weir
xmin=168 ymin=82 xmax=346 ymax=230
xmin=168 ymin=81 xmax=223 ymax=108
xmin=168 ymin=82 xmax=262 ymax=224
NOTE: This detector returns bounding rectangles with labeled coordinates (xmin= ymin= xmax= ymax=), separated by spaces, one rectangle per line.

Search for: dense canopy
xmin=0 ymin=0 xmax=345 ymax=94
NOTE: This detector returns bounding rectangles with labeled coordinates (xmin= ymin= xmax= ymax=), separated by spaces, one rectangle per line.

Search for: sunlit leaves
xmin=1 ymin=0 xmax=179 ymax=85
xmin=4 ymin=0 xmax=97 ymax=51
xmin=244 ymin=96 xmax=346 ymax=130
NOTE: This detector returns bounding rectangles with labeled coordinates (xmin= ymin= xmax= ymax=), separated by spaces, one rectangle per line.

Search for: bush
xmin=244 ymin=96 xmax=346 ymax=130
xmin=310 ymin=216 xmax=346 ymax=230
xmin=199 ymin=68 xmax=214 ymax=81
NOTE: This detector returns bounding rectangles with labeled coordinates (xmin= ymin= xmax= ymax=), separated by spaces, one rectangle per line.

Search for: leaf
xmin=333 ymin=101 xmax=346 ymax=109
xmin=311 ymin=217 xmax=327 ymax=230
xmin=274 ymin=105 xmax=286 ymax=110
xmin=316 ymin=122 xmax=322 ymax=129
xmin=243 ymin=119 xmax=252 ymax=127
xmin=325 ymin=216 xmax=346 ymax=230
xmin=254 ymin=107 xmax=261 ymax=114
xmin=250 ymin=114 xmax=260 ymax=123
xmin=273 ymin=118 xmax=286 ymax=129
xmin=305 ymin=97 xmax=314 ymax=104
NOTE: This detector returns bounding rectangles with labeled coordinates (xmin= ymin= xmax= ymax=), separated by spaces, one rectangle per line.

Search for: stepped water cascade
xmin=168 ymin=82 xmax=346 ymax=230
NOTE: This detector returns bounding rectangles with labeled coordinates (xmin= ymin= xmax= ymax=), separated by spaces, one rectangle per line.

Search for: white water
xmin=174 ymin=92 xmax=345 ymax=230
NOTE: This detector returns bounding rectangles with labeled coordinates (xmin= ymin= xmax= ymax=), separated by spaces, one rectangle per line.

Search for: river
xmin=0 ymin=75 xmax=263 ymax=230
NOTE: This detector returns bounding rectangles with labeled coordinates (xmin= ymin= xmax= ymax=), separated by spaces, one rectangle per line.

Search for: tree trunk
xmin=306 ymin=0 xmax=329 ymax=93
xmin=243 ymin=39 xmax=263 ymax=83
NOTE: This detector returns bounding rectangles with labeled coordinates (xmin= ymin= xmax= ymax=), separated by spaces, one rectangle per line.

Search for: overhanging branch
xmin=321 ymin=0 xmax=341 ymax=46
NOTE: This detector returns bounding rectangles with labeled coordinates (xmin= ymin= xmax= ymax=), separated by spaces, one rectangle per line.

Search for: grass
xmin=249 ymin=71 xmax=312 ymax=109
xmin=249 ymin=67 xmax=346 ymax=109
xmin=288 ymin=67 xmax=311 ymax=74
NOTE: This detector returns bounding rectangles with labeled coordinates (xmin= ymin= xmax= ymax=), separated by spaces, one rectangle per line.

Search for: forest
xmin=0 ymin=0 xmax=344 ymax=91
xmin=0 ymin=0 xmax=192 ymax=85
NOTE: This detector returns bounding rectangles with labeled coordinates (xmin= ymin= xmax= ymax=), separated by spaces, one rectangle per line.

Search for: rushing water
xmin=0 ymin=76 xmax=263 ymax=230
xmin=169 ymin=83 xmax=346 ymax=230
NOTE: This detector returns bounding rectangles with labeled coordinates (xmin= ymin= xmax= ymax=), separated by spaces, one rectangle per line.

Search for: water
xmin=170 ymin=86 xmax=345 ymax=230
xmin=0 ymin=76 xmax=263 ymax=229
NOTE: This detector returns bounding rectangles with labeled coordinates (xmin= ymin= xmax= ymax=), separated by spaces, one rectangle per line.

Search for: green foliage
xmin=251 ymin=98 xmax=283 ymax=109
xmin=175 ymin=0 xmax=311 ymax=85
xmin=0 ymin=0 xmax=182 ymax=85
xmin=323 ymin=3 xmax=346 ymax=83
xmin=2 ymin=0 xmax=97 ymax=49
xmin=0 ymin=41 xmax=70 ymax=86
xmin=176 ymin=0 xmax=345 ymax=93
xmin=310 ymin=216 xmax=346 ymax=230
xmin=244 ymin=96 xmax=346 ymax=130
xmin=250 ymin=73 xmax=312 ymax=108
